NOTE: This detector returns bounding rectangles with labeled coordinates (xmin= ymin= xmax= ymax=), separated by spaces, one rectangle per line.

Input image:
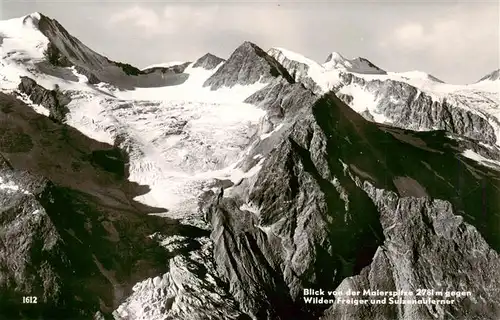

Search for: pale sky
xmin=1 ymin=0 xmax=499 ymax=84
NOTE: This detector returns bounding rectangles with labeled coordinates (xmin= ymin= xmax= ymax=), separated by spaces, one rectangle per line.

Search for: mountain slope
xmin=1 ymin=12 xmax=499 ymax=320
xmin=201 ymin=83 xmax=500 ymax=319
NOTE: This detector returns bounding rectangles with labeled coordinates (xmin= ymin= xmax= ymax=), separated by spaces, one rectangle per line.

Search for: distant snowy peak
xmin=0 ymin=12 xmax=50 ymax=60
xmin=203 ymin=41 xmax=294 ymax=90
xmin=323 ymin=51 xmax=386 ymax=75
xmin=268 ymin=47 xmax=323 ymax=69
xmin=141 ymin=61 xmax=191 ymax=75
xmin=192 ymin=53 xmax=225 ymax=70
xmin=478 ymin=69 xmax=500 ymax=82
xmin=35 ymin=14 xmax=143 ymax=76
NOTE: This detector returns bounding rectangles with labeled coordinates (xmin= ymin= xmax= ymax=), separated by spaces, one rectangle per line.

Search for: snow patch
xmin=272 ymin=47 xmax=323 ymax=69
xmin=268 ymin=47 xmax=342 ymax=93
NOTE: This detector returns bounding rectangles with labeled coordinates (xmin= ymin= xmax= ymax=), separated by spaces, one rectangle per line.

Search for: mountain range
xmin=0 ymin=12 xmax=499 ymax=320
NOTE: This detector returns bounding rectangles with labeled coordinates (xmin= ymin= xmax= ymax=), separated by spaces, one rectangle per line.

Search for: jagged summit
xmin=203 ymin=41 xmax=294 ymax=90
xmin=478 ymin=69 xmax=500 ymax=82
xmin=396 ymin=70 xmax=444 ymax=83
xmin=323 ymin=51 xmax=386 ymax=74
xmin=192 ymin=53 xmax=225 ymax=70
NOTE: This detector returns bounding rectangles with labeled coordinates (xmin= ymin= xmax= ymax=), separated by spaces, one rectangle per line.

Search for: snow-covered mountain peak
xmin=268 ymin=47 xmax=323 ymax=69
xmin=323 ymin=51 xmax=386 ymax=74
xmin=391 ymin=70 xmax=444 ymax=83
xmin=1 ymin=12 xmax=185 ymax=90
xmin=0 ymin=13 xmax=51 ymax=65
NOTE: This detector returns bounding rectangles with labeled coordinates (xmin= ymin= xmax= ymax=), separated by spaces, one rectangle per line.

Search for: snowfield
xmin=2 ymin=12 xmax=500 ymax=319
xmin=0 ymin=13 xmax=270 ymax=226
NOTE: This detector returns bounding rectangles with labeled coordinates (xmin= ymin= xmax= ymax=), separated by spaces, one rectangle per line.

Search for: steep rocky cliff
xmin=199 ymin=82 xmax=500 ymax=319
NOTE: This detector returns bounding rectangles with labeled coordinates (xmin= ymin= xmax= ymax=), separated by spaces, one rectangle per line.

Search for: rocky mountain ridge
xmin=266 ymin=48 xmax=500 ymax=146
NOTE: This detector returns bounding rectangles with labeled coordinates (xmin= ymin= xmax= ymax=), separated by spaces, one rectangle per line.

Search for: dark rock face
xmin=110 ymin=60 xmax=143 ymax=76
xmin=17 ymin=76 xmax=70 ymax=123
xmin=0 ymin=169 xmax=72 ymax=320
xmin=0 ymin=126 xmax=33 ymax=153
xmin=37 ymin=14 xmax=111 ymax=72
xmin=192 ymin=53 xmax=225 ymax=70
xmin=349 ymin=57 xmax=386 ymax=75
xmin=43 ymin=41 xmax=72 ymax=67
xmin=478 ymin=69 xmax=500 ymax=82
xmin=244 ymin=78 xmax=317 ymax=123
xmin=203 ymin=41 xmax=294 ymax=90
